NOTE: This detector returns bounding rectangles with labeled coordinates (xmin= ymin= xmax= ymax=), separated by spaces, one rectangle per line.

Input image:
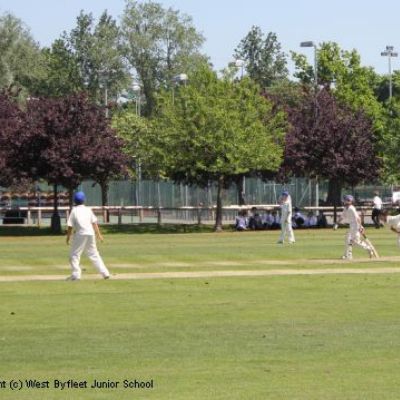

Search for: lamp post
xmin=172 ymin=73 xmax=189 ymax=213
xmin=172 ymin=73 xmax=188 ymax=104
xmin=132 ymin=83 xmax=142 ymax=207
xmin=300 ymin=41 xmax=318 ymax=88
xmin=231 ymin=58 xmax=246 ymax=205
xmin=234 ymin=58 xmax=245 ymax=78
xmin=300 ymin=41 xmax=319 ymax=210
xmin=381 ymin=45 xmax=398 ymax=100
xmin=132 ymin=83 xmax=141 ymax=115
xmin=99 ymin=68 xmax=111 ymax=118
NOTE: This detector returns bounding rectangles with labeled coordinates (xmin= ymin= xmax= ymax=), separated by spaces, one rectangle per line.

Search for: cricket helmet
xmin=282 ymin=190 xmax=289 ymax=196
xmin=343 ymin=194 xmax=354 ymax=202
xmin=74 ymin=191 xmax=86 ymax=204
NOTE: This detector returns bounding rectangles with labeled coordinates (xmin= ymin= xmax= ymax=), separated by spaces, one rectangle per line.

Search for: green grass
xmin=0 ymin=227 xmax=398 ymax=275
xmin=0 ymin=228 xmax=400 ymax=399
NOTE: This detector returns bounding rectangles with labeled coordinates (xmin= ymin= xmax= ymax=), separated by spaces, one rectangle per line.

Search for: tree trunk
xmin=100 ymin=181 xmax=109 ymax=223
xmin=68 ymin=188 xmax=74 ymax=209
xmin=236 ymin=175 xmax=246 ymax=205
xmin=327 ymin=178 xmax=343 ymax=223
xmin=214 ymin=176 xmax=224 ymax=232
xmin=50 ymin=183 xmax=61 ymax=234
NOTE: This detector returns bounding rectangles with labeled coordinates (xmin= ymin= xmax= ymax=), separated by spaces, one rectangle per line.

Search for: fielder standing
xmin=277 ymin=190 xmax=295 ymax=244
xmin=379 ymin=210 xmax=400 ymax=247
xmin=337 ymin=194 xmax=374 ymax=259
xmin=66 ymin=191 xmax=110 ymax=280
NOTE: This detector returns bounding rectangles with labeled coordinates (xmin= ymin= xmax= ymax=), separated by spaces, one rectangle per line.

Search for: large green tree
xmin=120 ymin=0 xmax=206 ymax=116
xmin=0 ymin=13 xmax=45 ymax=100
xmin=63 ymin=10 xmax=129 ymax=105
xmin=155 ymin=64 xmax=287 ymax=231
xmin=31 ymin=38 xmax=82 ymax=97
xmin=233 ymin=26 xmax=288 ymax=88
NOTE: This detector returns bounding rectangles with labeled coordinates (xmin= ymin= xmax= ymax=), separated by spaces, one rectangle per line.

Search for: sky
xmin=1 ymin=0 xmax=399 ymax=76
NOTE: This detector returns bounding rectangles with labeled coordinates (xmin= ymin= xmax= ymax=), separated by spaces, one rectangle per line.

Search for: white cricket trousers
xmin=344 ymin=229 xmax=371 ymax=258
xmin=69 ymin=234 xmax=110 ymax=279
xmin=279 ymin=218 xmax=295 ymax=243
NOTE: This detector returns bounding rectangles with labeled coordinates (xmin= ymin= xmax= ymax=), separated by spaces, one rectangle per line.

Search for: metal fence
xmin=0 ymin=178 xmax=395 ymax=210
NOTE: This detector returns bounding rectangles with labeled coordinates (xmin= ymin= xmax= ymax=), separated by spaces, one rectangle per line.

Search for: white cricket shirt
xmin=67 ymin=205 xmax=97 ymax=235
xmin=373 ymin=196 xmax=383 ymax=210
xmin=280 ymin=195 xmax=292 ymax=218
xmin=341 ymin=205 xmax=360 ymax=230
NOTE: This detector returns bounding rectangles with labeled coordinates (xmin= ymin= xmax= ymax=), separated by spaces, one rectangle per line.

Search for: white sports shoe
xmin=341 ymin=255 xmax=352 ymax=260
xmin=66 ymin=275 xmax=80 ymax=281
xmin=368 ymin=249 xmax=374 ymax=259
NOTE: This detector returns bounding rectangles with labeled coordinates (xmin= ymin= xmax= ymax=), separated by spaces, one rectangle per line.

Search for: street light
xmin=131 ymin=82 xmax=142 ymax=207
xmin=172 ymin=73 xmax=189 ymax=212
xmin=300 ymin=41 xmax=318 ymax=88
xmin=300 ymin=41 xmax=319 ymax=210
xmin=381 ymin=45 xmax=398 ymax=99
xmin=99 ymin=68 xmax=111 ymax=118
xmin=132 ymin=83 xmax=141 ymax=116
xmin=172 ymin=73 xmax=188 ymax=104
xmin=233 ymin=59 xmax=245 ymax=78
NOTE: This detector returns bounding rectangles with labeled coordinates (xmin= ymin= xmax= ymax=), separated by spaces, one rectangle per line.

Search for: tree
xmin=9 ymin=94 xmax=127 ymax=232
xmin=380 ymin=100 xmax=400 ymax=183
xmin=292 ymin=42 xmax=384 ymax=133
xmin=0 ymin=92 xmax=26 ymax=186
xmin=155 ymin=65 xmax=286 ymax=231
xmin=282 ymin=88 xmax=380 ymax=206
xmin=112 ymin=110 xmax=167 ymax=181
xmin=0 ymin=13 xmax=46 ymax=100
xmin=63 ymin=11 xmax=129 ymax=105
xmin=234 ymin=26 xmax=288 ymax=88
xmin=121 ymin=0 xmax=206 ymax=116
xmin=232 ymin=26 xmax=287 ymax=203
xmin=31 ymin=38 xmax=83 ymax=97
xmin=292 ymin=42 xmax=385 ymax=200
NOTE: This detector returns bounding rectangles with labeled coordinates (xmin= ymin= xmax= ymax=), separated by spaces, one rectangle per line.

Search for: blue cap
xmin=343 ymin=194 xmax=354 ymax=202
xmin=74 ymin=191 xmax=86 ymax=204
xmin=282 ymin=190 xmax=289 ymax=196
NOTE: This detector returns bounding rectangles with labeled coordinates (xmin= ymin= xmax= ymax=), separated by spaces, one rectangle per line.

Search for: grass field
xmin=1 ymin=226 xmax=400 ymax=399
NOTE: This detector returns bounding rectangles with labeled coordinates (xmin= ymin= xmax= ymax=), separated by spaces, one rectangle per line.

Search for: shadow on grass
xmin=0 ymin=224 xmax=235 ymax=236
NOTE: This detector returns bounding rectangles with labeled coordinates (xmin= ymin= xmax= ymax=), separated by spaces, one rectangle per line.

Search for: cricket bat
xmin=362 ymin=232 xmax=379 ymax=258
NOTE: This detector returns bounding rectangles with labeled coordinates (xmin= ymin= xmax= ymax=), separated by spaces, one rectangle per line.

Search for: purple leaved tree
xmin=0 ymin=93 xmax=26 ymax=187
xmin=11 ymin=93 xmax=127 ymax=232
xmin=282 ymin=88 xmax=380 ymax=208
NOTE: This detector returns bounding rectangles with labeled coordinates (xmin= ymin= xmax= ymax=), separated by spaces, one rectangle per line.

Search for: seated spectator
xmin=317 ymin=211 xmax=328 ymax=228
xmin=305 ymin=211 xmax=318 ymax=228
xmin=293 ymin=207 xmax=305 ymax=228
xmin=235 ymin=210 xmax=248 ymax=231
xmin=248 ymin=207 xmax=263 ymax=230
xmin=262 ymin=210 xmax=274 ymax=229
xmin=270 ymin=210 xmax=281 ymax=230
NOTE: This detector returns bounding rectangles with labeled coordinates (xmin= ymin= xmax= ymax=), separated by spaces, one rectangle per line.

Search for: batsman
xmin=335 ymin=194 xmax=376 ymax=260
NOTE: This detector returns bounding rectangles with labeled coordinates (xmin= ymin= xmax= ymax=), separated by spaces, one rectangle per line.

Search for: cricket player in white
xmin=66 ymin=191 xmax=110 ymax=280
xmin=379 ymin=210 xmax=400 ymax=248
xmin=337 ymin=194 xmax=373 ymax=259
xmin=277 ymin=190 xmax=295 ymax=244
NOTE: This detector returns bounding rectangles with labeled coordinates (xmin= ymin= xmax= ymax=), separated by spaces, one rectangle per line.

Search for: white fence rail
xmin=0 ymin=205 xmax=381 ymax=227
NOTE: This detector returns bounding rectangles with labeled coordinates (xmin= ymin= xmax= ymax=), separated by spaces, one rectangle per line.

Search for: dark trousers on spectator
xmin=372 ymin=208 xmax=381 ymax=228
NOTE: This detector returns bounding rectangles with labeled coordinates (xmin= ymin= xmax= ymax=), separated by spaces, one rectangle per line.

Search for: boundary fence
xmin=0 ymin=205 xmax=384 ymax=227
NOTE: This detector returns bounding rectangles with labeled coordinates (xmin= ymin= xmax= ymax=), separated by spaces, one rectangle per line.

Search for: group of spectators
xmin=235 ymin=206 xmax=327 ymax=231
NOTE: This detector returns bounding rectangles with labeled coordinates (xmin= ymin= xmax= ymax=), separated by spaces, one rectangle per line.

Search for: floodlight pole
xmin=381 ymin=45 xmax=398 ymax=99
xmin=132 ymin=83 xmax=142 ymax=206
xmin=300 ymin=41 xmax=319 ymax=210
